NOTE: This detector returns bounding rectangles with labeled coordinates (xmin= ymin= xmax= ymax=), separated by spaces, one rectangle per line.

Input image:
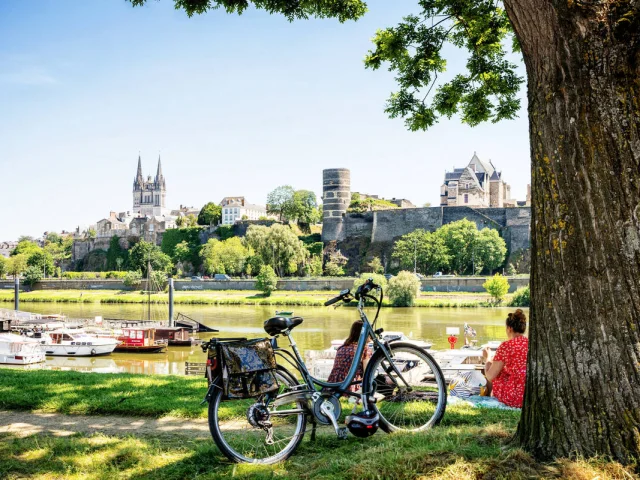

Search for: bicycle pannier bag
xmin=218 ymin=338 xmax=279 ymax=399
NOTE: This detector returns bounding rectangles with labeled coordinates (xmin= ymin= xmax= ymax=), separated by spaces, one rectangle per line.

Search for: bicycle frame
xmin=271 ymin=294 xmax=412 ymax=403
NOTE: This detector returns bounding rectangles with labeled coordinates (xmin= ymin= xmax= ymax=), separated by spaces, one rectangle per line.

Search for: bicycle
xmin=201 ymin=278 xmax=447 ymax=464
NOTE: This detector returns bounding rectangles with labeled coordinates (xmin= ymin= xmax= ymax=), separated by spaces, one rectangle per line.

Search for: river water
xmin=17 ymin=304 xmax=526 ymax=375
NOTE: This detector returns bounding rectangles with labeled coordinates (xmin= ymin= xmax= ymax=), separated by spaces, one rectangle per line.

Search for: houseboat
xmin=114 ymin=327 xmax=168 ymax=353
xmin=0 ymin=334 xmax=46 ymax=365
xmin=154 ymin=327 xmax=201 ymax=347
xmin=37 ymin=330 xmax=119 ymax=357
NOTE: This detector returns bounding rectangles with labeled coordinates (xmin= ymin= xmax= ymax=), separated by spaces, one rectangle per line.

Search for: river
xmin=17 ymin=303 xmax=527 ymax=375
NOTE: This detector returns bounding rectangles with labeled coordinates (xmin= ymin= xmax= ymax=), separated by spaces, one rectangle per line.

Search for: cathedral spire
xmin=156 ymin=155 xmax=163 ymax=179
xmin=135 ymin=154 xmax=143 ymax=182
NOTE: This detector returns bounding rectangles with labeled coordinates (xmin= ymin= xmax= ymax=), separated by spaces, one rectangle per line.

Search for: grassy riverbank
xmin=0 ymin=289 xmax=505 ymax=308
xmin=0 ymin=369 xmax=633 ymax=479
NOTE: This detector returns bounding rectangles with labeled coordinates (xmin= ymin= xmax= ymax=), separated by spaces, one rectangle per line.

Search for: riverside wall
xmin=0 ymin=277 xmax=529 ymax=293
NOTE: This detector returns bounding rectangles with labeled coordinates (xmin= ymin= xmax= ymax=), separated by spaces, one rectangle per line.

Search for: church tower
xmin=132 ymin=155 xmax=168 ymax=216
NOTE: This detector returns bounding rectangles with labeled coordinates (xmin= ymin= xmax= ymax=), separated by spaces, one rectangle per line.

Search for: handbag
xmin=218 ymin=338 xmax=279 ymax=399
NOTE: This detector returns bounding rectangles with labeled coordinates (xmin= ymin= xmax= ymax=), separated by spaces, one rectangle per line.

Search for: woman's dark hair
xmin=506 ymin=309 xmax=527 ymax=334
xmin=344 ymin=321 xmax=364 ymax=345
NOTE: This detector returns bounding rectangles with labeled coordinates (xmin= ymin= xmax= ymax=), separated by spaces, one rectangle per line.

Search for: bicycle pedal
xmin=337 ymin=427 xmax=348 ymax=440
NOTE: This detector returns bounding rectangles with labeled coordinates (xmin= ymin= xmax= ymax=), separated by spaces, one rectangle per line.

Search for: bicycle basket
xmin=218 ymin=338 xmax=279 ymax=399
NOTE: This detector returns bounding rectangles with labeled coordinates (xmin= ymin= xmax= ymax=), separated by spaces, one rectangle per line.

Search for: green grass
xmin=0 ymin=369 xmax=208 ymax=418
xmin=0 ymin=289 xmax=509 ymax=308
xmin=0 ymin=369 xmax=634 ymax=479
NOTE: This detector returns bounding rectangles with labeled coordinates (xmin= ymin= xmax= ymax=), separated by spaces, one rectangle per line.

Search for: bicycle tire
xmin=208 ymin=366 xmax=307 ymax=464
xmin=363 ymin=342 xmax=447 ymax=433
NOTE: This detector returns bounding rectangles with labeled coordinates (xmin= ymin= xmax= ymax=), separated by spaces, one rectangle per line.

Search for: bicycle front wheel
xmin=208 ymin=367 xmax=307 ymax=464
xmin=363 ymin=342 xmax=447 ymax=432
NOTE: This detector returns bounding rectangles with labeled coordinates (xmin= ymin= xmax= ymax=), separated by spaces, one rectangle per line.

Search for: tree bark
xmin=503 ymin=0 xmax=640 ymax=463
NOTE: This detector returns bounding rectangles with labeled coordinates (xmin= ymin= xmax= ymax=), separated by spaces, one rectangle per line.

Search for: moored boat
xmin=37 ymin=330 xmax=119 ymax=357
xmin=0 ymin=334 xmax=45 ymax=365
xmin=154 ymin=326 xmax=201 ymax=346
xmin=114 ymin=327 xmax=168 ymax=353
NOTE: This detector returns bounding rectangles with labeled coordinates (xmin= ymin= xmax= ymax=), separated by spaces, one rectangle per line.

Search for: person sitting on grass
xmin=327 ymin=320 xmax=372 ymax=393
xmin=482 ymin=309 xmax=529 ymax=408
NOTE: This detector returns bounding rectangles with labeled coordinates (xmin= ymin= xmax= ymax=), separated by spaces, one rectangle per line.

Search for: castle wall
xmin=324 ymin=205 xmax=531 ymax=271
xmin=369 ymin=208 xmax=443 ymax=243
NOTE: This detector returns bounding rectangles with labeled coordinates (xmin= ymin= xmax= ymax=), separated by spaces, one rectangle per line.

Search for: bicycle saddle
xmin=264 ymin=316 xmax=303 ymax=336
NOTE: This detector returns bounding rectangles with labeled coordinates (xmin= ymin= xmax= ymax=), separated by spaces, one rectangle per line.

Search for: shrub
xmin=149 ymin=270 xmax=168 ymax=291
xmin=510 ymin=285 xmax=530 ymax=307
xmin=367 ymin=257 xmax=385 ymax=274
xmin=388 ymin=271 xmax=421 ymax=307
xmin=353 ymin=273 xmax=388 ymax=293
xmin=105 ymin=271 xmax=128 ymax=279
xmin=256 ymin=265 xmax=278 ymax=297
xmin=483 ymin=274 xmax=510 ymax=304
xmin=323 ymin=260 xmax=345 ymax=277
xmin=304 ymin=255 xmax=323 ymax=277
xmin=123 ymin=271 xmax=143 ymax=288
xmin=23 ymin=266 xmax=43 ymax=286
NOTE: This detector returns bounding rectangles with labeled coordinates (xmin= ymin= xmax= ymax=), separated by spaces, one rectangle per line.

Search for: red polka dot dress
xmin=492 ymin=336 xmax=528 ymax=408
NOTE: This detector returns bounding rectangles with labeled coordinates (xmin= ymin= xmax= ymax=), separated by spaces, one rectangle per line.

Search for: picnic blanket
xmin=447 ymin=394 xmax=519 ymax=410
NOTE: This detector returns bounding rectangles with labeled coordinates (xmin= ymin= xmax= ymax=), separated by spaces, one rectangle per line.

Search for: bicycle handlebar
xmin=323 ymin=296 xmax=342 ymax=307
xmin=324 ymin=288 xmax=351 ymax=307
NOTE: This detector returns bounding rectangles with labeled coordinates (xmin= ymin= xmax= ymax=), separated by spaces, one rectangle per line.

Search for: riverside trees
xmin=392 ymin=220 xmax=507 ymax=275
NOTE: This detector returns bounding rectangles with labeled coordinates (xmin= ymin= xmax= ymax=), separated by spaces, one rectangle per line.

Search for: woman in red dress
xmin=483 ymin=309 xmax=529 ymax=408
xmin=327 ymin=321 xmax=372 ymax=392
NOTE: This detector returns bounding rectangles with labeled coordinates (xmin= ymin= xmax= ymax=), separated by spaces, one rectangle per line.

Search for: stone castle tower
xmin=132 ymin=155 xmax=168 ymax=216
xmin=321 ymin=168 xmax=351 ymax=242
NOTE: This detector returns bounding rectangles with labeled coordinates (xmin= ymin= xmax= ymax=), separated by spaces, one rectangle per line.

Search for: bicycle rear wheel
xmin=208 ymin=367 xmax=307 ymax=464
xmin=363 ymin=342 xmax=447 ymax=432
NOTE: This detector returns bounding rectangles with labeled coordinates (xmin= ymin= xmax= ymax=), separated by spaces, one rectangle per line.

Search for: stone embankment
xmin=0 ymin=276 xmax=529 ymax=293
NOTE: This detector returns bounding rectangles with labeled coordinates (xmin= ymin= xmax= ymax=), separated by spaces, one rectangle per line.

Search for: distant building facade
xmin=220 ymin=197 xmax=268 ymax=225
xmin=0 ymin=241 xmax=17 ymax=258
xmin=440 ymin=153 xmax=528 ymax=208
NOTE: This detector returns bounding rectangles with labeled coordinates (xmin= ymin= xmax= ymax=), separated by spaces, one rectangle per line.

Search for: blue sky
xmin=0 ymin=0 xmax=530 ymax=240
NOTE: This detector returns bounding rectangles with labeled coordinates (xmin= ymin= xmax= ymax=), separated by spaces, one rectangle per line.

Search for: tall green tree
xmin=392 ymin=229 xmax=450 ymax=274
xmin=198 ymin=202 xmax=222 ymax=226
xmin=200 ymin=237 xmax=250 ymax=276
xmin=291 ymin=190 xmax=321 ymax=225
xmin=266 ymin=185 xmax=295 ymax=221
xmin=26 ymin=250 xmax=55 ymax=277
xmin=6 ymin=254 xmax=28 ymax=278
xmin=245 ymin=224 xmax=308 ymax=277
xmin=129 ymin=241 xmax=173 ymax=275
xmin=364 ymin=0 xmax=640 ymax=463
xmin=436 ymin=220 xmax=478 ymax=275
xmin=0 ymin=256 xmax=7 ymax=279
xmin=44 ymin=235 xmax=73 ymax=272
xmin=475 ymin=228 xmax=507 ymax=274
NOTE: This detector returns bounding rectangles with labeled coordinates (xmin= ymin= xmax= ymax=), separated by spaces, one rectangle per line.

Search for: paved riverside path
xmin=0 ymin=410 xmax=211 ymax=439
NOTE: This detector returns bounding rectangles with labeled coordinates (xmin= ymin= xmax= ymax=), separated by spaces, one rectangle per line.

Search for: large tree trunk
xmin=503 ymin=0 xmax=640 ymax=463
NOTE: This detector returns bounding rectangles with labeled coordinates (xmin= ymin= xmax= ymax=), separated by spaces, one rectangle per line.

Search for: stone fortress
xmin=322 ymin=163 xmax=531 ymax=270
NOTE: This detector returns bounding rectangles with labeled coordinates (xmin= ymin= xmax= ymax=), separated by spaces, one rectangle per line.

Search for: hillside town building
xmin=440 ymin=153 xmax=529 ymax=208
xmin=220 ymin=197 xmax=268 ymax=225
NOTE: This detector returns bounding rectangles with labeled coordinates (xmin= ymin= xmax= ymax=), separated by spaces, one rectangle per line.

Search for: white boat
xmin=36 ymin=330 xmax=119 ymax=357
xmin=0 ymin=334 xmax=46 ymax=365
